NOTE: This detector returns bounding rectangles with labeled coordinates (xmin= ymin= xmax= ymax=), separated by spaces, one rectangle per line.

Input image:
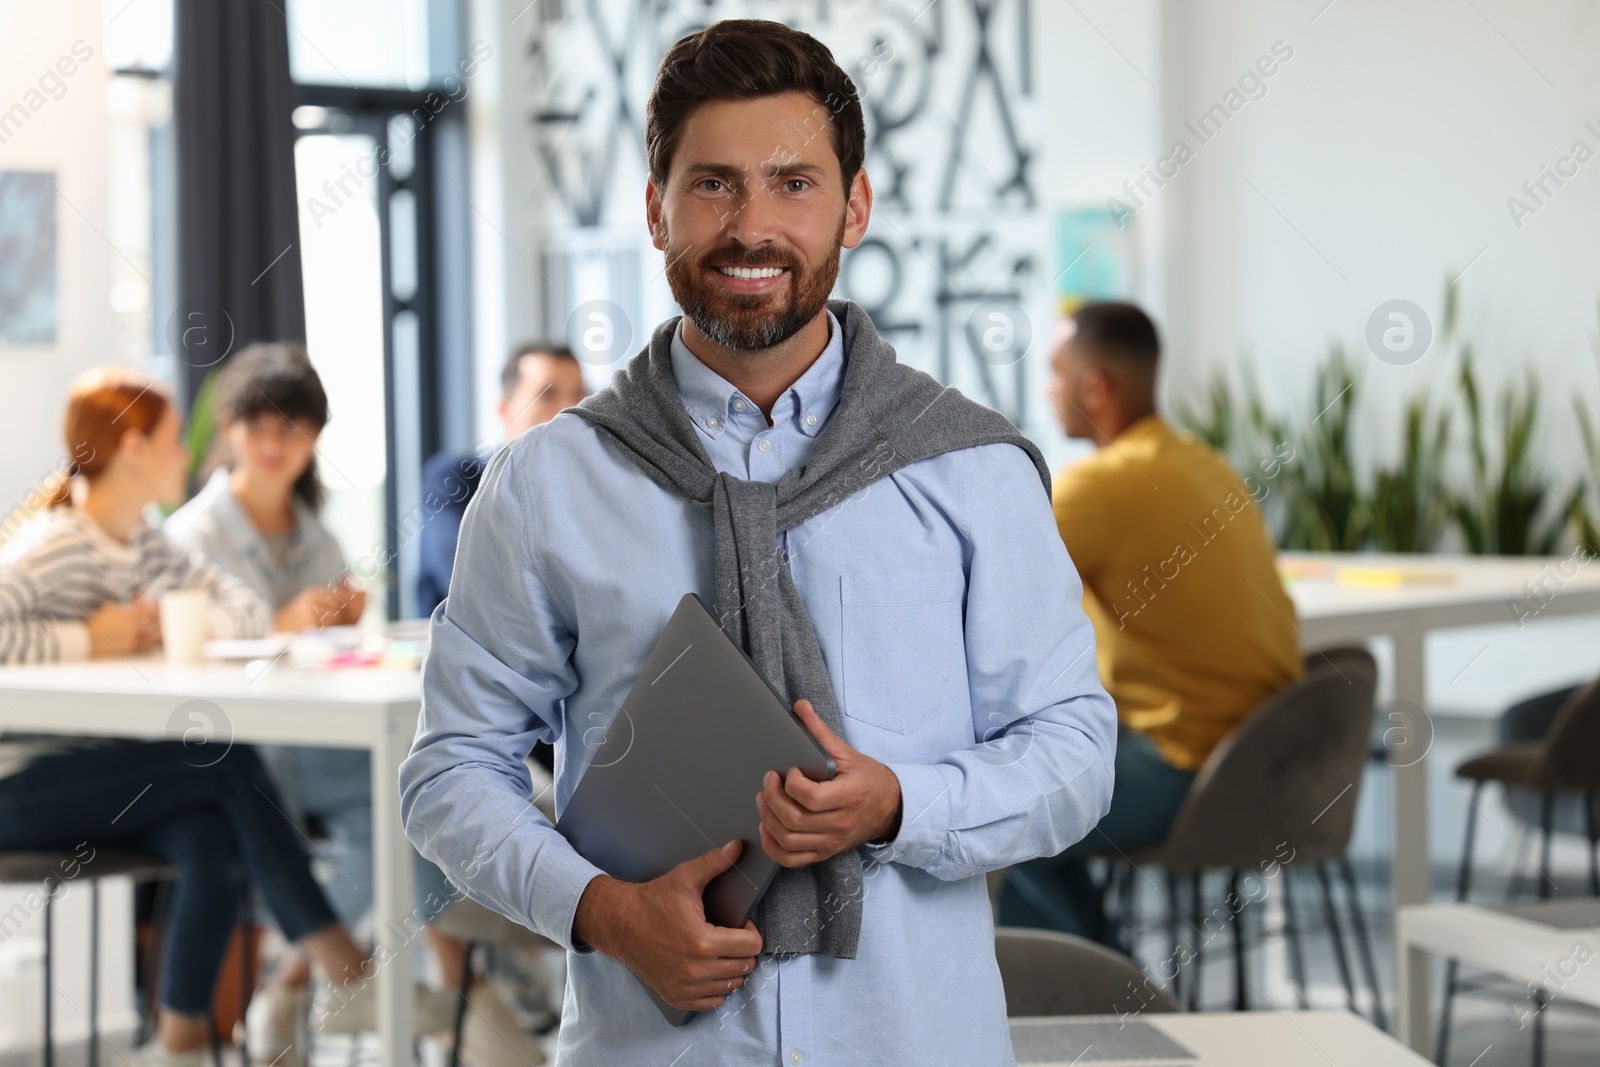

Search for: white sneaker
xmin=245 ymin=983 xmax=310 ymax=1066
xmin=458 ymin=983 xmax=547 ymax=1067
xmin=124 ymin=1043 xmax=206 ymax=1067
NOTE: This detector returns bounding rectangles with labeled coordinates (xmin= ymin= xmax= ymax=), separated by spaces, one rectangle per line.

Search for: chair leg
xmin=89 ymin=880 xmax=100 ymax=1067
xmin=1457 ymin=782 xmax=1482 ymax=903
xmin=1538 ymin=791 xmax=1555 ymax=900
xmin=1506 ymin=822 xmax=1530 ymax=902
xmin=1280 ymin=866 xmax=1310 ymax=1010
xmin=1434 ymin=960 xmax=1459 ymax=1067
xmin=1315 ymin=864 xmax=1357 ymax=1013
xmin=43 ymin=887 xmax=53 ymax=1067
xmin=1095 ymin=860 xmax=1117 ymax=944
xmin=1188 ymin=872 xmax=1203 ymax=1012
xmin=1338 ymin=859 xmax=1388 ymax=1032
xmin=1118 ymin=863 xmax=1137 ymax=955
xmin=1229 ymin=871 xmax=1247 ymax=1011
xmin=1165 ymin=870 xmax=1182 ymax=1007
xmin=1438 ymin=781 xmax=1483 ymax=1065
xmin=1532 ymin=987 xmax=1547 ymax=1067
xmin=448 ymin=942 xmax=477 ymax=1067
xmin=1587 ymin=791 xmax=1600 ymax=897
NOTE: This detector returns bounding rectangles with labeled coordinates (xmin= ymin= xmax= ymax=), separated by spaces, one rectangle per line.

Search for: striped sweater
xmin=0 ymin=504 xmax=270 ymax=663
xmin=0 ymin=505 xmax=271 ymax=778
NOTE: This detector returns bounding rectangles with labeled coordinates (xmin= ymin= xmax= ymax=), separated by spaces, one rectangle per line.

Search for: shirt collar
xmin=669 ymin=308 xmax=845 ymax=440
xmin=199 ymin=467 xmax=311 ymax=562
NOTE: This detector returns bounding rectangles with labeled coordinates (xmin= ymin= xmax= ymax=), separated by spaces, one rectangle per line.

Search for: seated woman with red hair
xmin=0 ymin=369 xmax=381 ymax=1067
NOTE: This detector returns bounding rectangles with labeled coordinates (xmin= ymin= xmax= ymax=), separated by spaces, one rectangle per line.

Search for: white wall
xmin=0 ymin=0 xmax=116 ymax=518
xmin=475 ymin=0 xmax=1170 ymax=472
xmin=0 ymin=1 xmax=140 ymax=1049
xmin=1159 ymin=0 xmax=1600 ymax=486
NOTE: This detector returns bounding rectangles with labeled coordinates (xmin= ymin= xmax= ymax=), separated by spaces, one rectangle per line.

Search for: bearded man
xmin=401 ymin=18 xmax=1115 ymax=1066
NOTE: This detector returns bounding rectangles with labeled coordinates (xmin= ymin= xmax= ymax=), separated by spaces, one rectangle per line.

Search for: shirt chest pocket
xmin=839 ymin=570 xmax=968 ymax=735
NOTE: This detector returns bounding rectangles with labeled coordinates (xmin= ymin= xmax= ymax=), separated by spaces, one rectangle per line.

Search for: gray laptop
xmin=555 ymin=592 xmax=836 ymax=1025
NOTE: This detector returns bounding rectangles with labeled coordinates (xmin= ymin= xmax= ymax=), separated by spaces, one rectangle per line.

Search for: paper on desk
xmin=1336 ymin=565 xmax=1456 ymax=588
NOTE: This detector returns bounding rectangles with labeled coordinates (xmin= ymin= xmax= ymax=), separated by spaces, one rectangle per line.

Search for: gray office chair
xmin=1436 ymin=678 xmax=1600 ymax=1067
xmin=1104 ymin=647 xmax=1382 ymax=1023
xmin=0 ymin=848 xmax=177 ymax=1067
xmin=995 ymin=927 xmax=1177 ymax=1017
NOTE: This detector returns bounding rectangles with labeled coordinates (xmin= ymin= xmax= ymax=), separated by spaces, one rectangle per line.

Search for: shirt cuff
xmin=524 ymin=837 xmax=607 ymax=953
xmin=863 ymin=761 xmax=956 ymax=870
xmin=53 ymin=621 xmax=90 ymax=662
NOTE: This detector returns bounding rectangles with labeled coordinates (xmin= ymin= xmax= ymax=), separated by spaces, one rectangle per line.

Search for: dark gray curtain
xmin=173 ymin=0 xmax=305 ymax=407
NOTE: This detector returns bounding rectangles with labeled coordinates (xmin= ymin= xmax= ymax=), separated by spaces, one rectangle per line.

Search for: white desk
xmin=0 ymin=659 xmax=422 ymax=1066
xmin=1283 ymin=550 xmax=1600 ymax=1051
xmin=1398 ymin=899 xmax=1600 ymax=1048
xmin=1010 ymin=1010 xmax=1431 ymax=1065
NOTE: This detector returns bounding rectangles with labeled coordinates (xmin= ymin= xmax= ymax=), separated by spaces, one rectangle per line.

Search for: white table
xmin=0 ymin=659 xmax=423 ymax=1066
xmin=1283 ymin=550 xmax=1600 ymax=1051
xmin=1009 ymin=1010 xmax=1431 ymax=1065
xmin=1398 ymin=900 xmax=1600 ymax=1045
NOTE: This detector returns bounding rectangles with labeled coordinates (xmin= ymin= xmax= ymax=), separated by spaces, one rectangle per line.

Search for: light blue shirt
xmin=165 ymin=468 xmax=347 ymax=612
xmin=400 ymin=309 xmax=1116 ymax=1066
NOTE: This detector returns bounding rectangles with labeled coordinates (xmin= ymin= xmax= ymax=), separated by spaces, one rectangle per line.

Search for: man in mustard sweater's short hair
xmin=998 ymin=301 xmax=1303 ymax=943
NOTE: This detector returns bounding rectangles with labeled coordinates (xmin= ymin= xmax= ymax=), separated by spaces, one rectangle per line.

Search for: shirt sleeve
xmin=145 ymin=532 xmax=271 ymax=640
xmin=0 ymin=554 xmax=91 ymax=664
xmin=399 ymin=439 xmax=605 ymax=951
xmin=862 ymin=442 xmax=1117 ymax=879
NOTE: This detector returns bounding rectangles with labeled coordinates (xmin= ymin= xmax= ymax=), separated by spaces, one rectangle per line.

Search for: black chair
xmin=1436 ymin=679 xmax=1600 ymax=1067
xmin=0 ymin=848 xmax=177 ymax=1067
xmin=1100 ymin=648 xmax=1384 ymax=1025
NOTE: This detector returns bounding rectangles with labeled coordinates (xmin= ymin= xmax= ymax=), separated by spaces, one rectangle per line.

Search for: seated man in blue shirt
xmin=416 ymin=342 xmax=588 ymax=617
xmin=400 ymin=18 xmax=1116 ymax=1065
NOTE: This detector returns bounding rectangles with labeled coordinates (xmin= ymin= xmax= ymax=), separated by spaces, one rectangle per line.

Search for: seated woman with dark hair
xmin=166 ymin=345 xmax=540 ymax=1067
xmin=0 ymin=368 xmax=383 ymax=1067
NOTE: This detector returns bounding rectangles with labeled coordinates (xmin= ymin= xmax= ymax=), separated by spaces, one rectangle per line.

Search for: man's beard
xmin=662 ymin=216 xmax=844 ymax=351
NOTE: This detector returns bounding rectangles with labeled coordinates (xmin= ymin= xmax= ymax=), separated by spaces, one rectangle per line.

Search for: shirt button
xmin=757 ymin=438 xmax=772 ymax=453
xmin=789 ymin=1051 xmax=802 ymax=1065
xmin=706 ymin=416 xmax=720 ymax=430
xmin=732 ymin=397 xmax=748 ymax=411
xmin=805 ymin=414 xmax=817 ymax=426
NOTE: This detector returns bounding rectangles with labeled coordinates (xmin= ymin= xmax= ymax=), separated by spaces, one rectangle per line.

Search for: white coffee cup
xmin=159 ymin=588 xmax=212 ymax=665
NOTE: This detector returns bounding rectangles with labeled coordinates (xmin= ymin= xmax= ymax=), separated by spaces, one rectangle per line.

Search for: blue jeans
xmin=262 ymin=745 xmax=457 ymax=928
xmin=0 ymin=742 xmax=337 ymax=1015
xmin=998 ymin=727 xmax=1195 ymax=946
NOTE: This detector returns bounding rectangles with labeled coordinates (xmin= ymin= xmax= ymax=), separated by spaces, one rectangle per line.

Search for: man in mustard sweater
xmin=998 ymin=301 xmax=1303 ymax=943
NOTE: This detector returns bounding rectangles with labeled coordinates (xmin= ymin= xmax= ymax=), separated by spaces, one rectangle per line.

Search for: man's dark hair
xmin=645 ymin=19 xmax=867 ymax=188
xmin=501 ymin=342 xmax=577 ymax=399
xmin=1069 ymin=302 xmax=1161 ymax=365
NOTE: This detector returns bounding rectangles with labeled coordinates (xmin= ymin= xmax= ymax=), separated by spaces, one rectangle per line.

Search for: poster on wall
xmin=0 ymin=170 xmax=57 ymax=345
xmin=1053 ymin=206 xmax=1140 ymax=316
xmin=515 ymin=0 xmax=1048 ymax=433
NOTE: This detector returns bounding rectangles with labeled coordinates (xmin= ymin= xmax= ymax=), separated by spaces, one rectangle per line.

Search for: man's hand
xmin=571 ymin=839 xmax=763 ymax=1012
xmin=756 ymin=699 xmax=903 ymax=867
